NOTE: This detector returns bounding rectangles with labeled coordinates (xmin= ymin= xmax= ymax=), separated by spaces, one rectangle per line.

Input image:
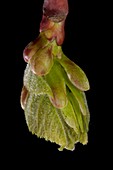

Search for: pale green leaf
xmin=79 ymin=132 xmax=88 ymax=145
xmin=24 ymin=93 xmax=80 ymax=151
xmin=67 ymin=90 xmax=85 ymax=133
xmin=62 ymin=69 xmax=90 ymax=116
xmin=67 ymin=92 xmax=89 ymax=144
xmin=23 ymin=64 xmax=53 ymax=96
xmin=45 ymin=61 xmax=68 ymax=108
xmin=57 ymin=54 xmax=90 ymax=91
xmin=61 ymin=97 xmax=80 ymax=134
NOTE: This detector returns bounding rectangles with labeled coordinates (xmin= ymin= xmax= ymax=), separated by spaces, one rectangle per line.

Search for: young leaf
xmin=45 ymin=61 xmax=68 ymax=108
xmin=30 ymin=45 xmax=53 ymax=76
xmin=61 ymin=68 xmax=90 ymax=116
xmin=23 ymin=64 xmax=53 ymax=96
xmin=67 ymin=91 xmax=85 ymax=133
xmin=57 ymin=54 xmax=90 ymax=91
xmin=24 ymin=93 xmax=79 ymax=151
xmin=61 ymin=97 xmax=80 ymax=134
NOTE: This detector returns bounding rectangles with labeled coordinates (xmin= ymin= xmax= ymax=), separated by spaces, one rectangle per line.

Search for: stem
xmin=40 ymin=0 xmax=69 ymax=45
xmin=43 ymin=0 xmax=68 ymax=22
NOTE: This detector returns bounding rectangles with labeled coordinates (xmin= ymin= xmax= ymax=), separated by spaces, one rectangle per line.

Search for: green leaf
xmin=79 ymin=132 xmax=88 ymax=145
xmin=68 ymin=91 xmax=90 ymax=132
xmin=30 ymin=44 xmax=53 ymax=76
xmin=61 ymin=96 xmax=80 ymax=134
xmin=62 ymin=69 xmax=90 ymax=116
xmin=81 ymin=93 xmax=90 ymax=131
xmin=57 ymin=54 xmax=90 ymax=91
xmin=24 ymin=93 xmax=79 ymax=151
xmin=67 ymin=91 xmax=89 ymax=144
xmin=23 ymin=64 xmax=53 ymax=96
xmin=45 ymin=61 xmax=68 ymax=108
xmin=67 ymin=91 xmax=85 ymax=133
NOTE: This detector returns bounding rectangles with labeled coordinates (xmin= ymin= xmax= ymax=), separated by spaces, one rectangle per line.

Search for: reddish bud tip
xmin=43 ymin=0 xmax=68 ymax=22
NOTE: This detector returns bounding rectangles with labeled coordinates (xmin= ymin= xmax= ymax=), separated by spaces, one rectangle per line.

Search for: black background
xmin=3 ymin=0 xmax=109 ymax=167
